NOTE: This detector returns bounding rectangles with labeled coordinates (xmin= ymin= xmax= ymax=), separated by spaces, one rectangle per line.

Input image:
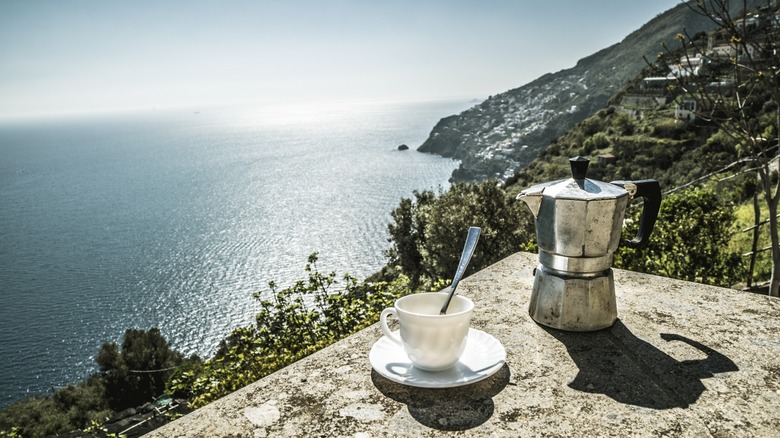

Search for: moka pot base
xmin=529 ymin=264 xmax=617 ymax=332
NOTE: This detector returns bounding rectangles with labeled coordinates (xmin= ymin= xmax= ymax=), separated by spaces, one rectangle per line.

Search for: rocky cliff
xmin=417 ymin=2 xmax=728 ymax=181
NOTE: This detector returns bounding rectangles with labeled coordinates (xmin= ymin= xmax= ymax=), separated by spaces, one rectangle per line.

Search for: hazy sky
xmin=0 ymin=0 xmax=682 ymax=118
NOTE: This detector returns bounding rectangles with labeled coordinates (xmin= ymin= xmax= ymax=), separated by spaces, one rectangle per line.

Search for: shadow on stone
xmin=371 ymin=364 xmax=510 ymax=431
xmin=543 ymin=320 xmax=738 ymax=409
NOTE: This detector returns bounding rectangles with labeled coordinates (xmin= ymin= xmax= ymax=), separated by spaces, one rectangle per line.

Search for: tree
xmin=615 ymin=187 xmax=745 ymax=287
xmin=665 ymin=0 xmax=780 ymax=295
xmin=386 ymin=192 xmax=435 ymax=287
xmin=96 ymin=328 xmax=187 ymax=410
xmin=386 ymin=181 xmax=534 ymax=286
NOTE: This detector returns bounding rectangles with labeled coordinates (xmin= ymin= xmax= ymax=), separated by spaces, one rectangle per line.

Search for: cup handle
xmin=380 ymin=308 xmax=401 ymax=345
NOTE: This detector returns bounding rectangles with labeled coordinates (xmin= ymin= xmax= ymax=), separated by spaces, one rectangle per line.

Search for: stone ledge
xmin=147 ymin=252 xmax=780 ymax=437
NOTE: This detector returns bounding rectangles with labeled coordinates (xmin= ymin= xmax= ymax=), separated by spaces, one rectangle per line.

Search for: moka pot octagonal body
xmin=517 ymin=157 xmax=661 ymax=331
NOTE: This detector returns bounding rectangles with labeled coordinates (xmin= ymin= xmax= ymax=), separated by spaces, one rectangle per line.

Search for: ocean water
xmin=0 ymin=99 xmax=472 ymax=407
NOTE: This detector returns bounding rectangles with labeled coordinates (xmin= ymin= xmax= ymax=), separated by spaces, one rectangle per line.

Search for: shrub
xmin=652 ymin=118 xmax=686 ymax=139
xmin=386 ymin=181 xmax=534 ymax=287
xmin=96 ymin=328 xmax=192 ymax=410
xmin=166 ymin=255 xmax=409 ymax=407
xmin=582 ymin=132 xmax=611 ymax=154
xmin=615 ymin=187 xmax=745 ymax=287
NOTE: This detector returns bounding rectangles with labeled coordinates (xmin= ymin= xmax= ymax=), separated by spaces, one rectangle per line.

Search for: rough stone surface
xmin=147 ymin=252 xmax=780 ymax=437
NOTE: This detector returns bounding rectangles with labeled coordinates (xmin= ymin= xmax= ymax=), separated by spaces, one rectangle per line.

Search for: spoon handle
xmin=440 ymin=227 xmax=481 ymax=315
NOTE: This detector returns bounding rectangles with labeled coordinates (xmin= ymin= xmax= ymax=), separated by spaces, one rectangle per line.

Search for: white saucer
xmin=369 ymin=328 xmax=506 ymax=388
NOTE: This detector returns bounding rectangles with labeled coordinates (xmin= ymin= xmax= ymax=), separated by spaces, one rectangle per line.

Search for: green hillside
xmin=416 ymin=2 xmax=736 ymax=181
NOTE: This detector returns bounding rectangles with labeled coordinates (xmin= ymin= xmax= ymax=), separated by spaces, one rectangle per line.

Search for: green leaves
xmin=0 ymin=376 xmax=111 ymax=437
xmin=97 ymin=328 xmax=191 ymax=411
xmin=615 ymin=187 xmax=745 ymax=287
xmin=167 ymin=255 xmax=410 ymax=408
xmin=386 ymin=181 xmax=534 ymax=288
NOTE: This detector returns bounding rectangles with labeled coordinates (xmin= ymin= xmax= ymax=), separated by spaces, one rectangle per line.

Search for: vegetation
xmin=731 ymin=187 xmax=775 ymax=283
xmin=0 ymin=328 xmax=189 ymax=437
xmin=386 ymin=181 xmax=534 ymax=288
xmin=504 ymin=104 xmax=730 ymax=197
xmin=166 ymin=253 xmax=409 ymax=408
xmin=615 ymin=187 xmax=745 ymax=287
xmin=0 ymin=376 xmax=109 ymax=438
xmin=661 ymin=0 xmax=780 ymax=296
xmin=504 ymin=100 xmax=767 ymax=288
xmin=96 ymin=328 xmax=197 ymax=411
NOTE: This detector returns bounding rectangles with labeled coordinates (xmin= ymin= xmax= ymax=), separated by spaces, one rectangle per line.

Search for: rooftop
xmin=148 ymin=252 xmax=780 ymax=437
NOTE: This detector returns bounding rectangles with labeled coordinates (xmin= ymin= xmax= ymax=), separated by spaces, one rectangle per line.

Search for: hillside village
xmin=617 ymin=2 xmax=780 ymax=127
xmin=419 ymin=1 xmax=772 ymax=184
xmin=419 ymin=61 xmax=643 ymax=182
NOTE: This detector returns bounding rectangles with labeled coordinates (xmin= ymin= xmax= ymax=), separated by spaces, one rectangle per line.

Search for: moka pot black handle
xmin=611 ymin=179 xmax=662 ymax=250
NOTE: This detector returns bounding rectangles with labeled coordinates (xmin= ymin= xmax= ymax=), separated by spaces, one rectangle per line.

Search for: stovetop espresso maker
xmin=518 ymin=156 xmax=661 ymax=331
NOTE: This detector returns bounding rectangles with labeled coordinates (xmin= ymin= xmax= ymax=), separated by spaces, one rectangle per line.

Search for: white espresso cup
xmin=379 ymin=292 xmax=474 ymax=371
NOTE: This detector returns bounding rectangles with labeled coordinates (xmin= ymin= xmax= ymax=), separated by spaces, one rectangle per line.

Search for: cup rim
xmin=395 ymin=292 xmax=474 ymax=317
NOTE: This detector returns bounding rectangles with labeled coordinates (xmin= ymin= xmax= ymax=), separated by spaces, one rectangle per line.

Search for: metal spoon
xmin=440 ymin=226 xmax=481 ymax=315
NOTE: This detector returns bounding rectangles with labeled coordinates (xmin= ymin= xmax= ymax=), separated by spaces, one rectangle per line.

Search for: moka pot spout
xmin=517 ymin=186 xmax=544 ymax=218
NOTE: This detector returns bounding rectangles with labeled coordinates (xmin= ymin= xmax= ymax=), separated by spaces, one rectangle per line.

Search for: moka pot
xmin=517 ymin=156 xmax=661 ymax=331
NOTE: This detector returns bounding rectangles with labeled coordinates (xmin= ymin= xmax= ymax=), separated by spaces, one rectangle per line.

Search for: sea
xmin=0 ymin=98 xmax=474 ymax=407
